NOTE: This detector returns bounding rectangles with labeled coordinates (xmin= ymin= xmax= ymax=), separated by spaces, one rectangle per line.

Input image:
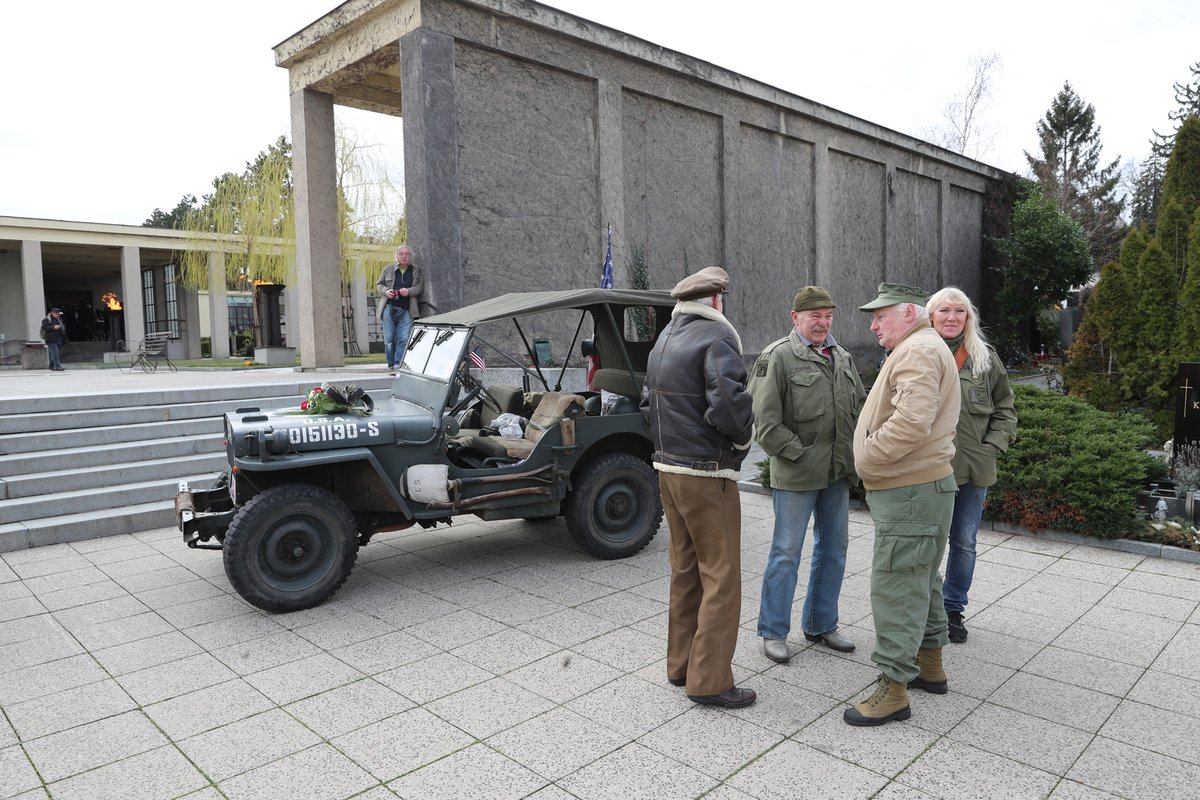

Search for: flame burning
xmin=252 ymin=280 xmax=275 ymax=287
xmin=102 ymin=292 xmax=122 ymax=311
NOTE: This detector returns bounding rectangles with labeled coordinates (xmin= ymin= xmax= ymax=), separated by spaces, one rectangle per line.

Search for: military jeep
xmin=177 ymin=288 xmax=675 ymax=612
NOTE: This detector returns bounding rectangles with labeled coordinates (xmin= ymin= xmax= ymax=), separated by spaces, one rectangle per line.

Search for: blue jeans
xmin=47 ymin=342 xmax=62 ymax=369
xmin=382 ymin=304 xmax=413 ymax=369
xmin=943 ymin=483 xmax=988 ymax=614
xmin=758 ymin=479 xmax=850 ymax=640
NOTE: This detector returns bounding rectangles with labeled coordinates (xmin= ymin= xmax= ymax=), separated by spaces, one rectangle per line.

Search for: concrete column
xmin=207 ymin=250 xmax=230 ymax=358
xmin=720 ymin=115 xmax=737 ymax=272
xmin=120 ymin=246 xmax=145 ymax=343
xmin=182 ymin=284 xmax=201 ymax=358
xmin=290 ymin=87 xmax=343 ymax=369
xmin=813 ymin=142 xmax=832 ymax=286
xmin=20 ymin=240 xmax=46 ymax=340
xmin=351 ymin=260 xmax=370 ymax=355
xmin=597 ymin=79 xmax=626 ymax=283
xmin=400 ymin=30 xmax=462 ymax=312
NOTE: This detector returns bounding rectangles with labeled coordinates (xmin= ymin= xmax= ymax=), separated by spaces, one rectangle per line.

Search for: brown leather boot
xmin=843 ymin=675 xmax=911 ymax=726
xmin=907 ymin=647 xmax=948 ymax=694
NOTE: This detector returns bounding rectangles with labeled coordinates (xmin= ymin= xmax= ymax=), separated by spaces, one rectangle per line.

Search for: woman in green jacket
xmin=926 ymin=288 xmax=1017 ymax=643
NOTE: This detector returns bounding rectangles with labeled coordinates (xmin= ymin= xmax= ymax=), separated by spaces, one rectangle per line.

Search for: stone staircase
xmin=0 ymin=377 xmax=393 ymax=552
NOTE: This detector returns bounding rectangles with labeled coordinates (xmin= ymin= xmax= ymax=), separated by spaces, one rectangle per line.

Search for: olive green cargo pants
xmin=865 ymin=475 xmax=957 ymax=684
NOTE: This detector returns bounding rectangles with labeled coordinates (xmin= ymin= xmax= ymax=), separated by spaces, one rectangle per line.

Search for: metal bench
xmin=118 ymin=331 xmax=177 ymax=374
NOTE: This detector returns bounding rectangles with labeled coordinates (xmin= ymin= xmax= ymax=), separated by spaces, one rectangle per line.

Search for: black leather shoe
xmin=688 ymin=687 xmax=757 ymax=708
xmin=948 ymin=612 xmax=968 ymax=643
xmin=668 ymin=677 xmax=686 ymax=687
xmin=805 ymin=630 xmax=856 ymax=652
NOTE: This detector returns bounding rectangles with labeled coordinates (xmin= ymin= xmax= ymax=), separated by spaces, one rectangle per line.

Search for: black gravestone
xmin=1175 ymin=363 xmax=1200 ymax=447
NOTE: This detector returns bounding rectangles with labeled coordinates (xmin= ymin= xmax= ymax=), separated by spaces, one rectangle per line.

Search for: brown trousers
xmin=659 ymin=472 xmax=742 ymax=696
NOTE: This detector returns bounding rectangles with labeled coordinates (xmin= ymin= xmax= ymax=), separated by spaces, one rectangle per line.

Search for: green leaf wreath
xmin=296 ymin=383 xmax=375 ymax=416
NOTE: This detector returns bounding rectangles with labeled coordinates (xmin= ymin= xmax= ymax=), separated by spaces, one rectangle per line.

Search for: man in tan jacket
xmin=844 ymin=283 xmax=961 ymax=727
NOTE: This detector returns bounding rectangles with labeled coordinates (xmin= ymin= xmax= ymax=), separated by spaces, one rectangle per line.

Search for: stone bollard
xmin=21 ymin=341 xmax=49 ymax=370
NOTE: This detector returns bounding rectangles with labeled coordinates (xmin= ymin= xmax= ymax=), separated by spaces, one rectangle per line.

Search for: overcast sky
xmin=2 ymin=0 xmax=1196 ymax=227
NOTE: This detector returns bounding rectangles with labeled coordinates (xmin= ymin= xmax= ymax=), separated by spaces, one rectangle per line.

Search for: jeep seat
xmin=463 ymin=391 xmax=584 ymax=460
xmin=457 ymin=383 xmax=524 ymax=440
xmin=592 ymin=368 xmax=644 ymax=398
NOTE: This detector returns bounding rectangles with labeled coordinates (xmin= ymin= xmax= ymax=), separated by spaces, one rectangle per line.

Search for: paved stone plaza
xmin=2 ymin=483 xmax=1198 ymax=799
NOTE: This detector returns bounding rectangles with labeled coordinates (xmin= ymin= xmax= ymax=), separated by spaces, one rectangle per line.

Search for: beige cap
xmin=671 ymin=266 xmax=730 ymax=300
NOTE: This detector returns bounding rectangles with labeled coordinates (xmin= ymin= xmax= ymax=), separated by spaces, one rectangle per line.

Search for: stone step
xmin=0 ymin=417 xmax=220 ymax=455
xmin=0 ymin=497 xmax=182 ymax=551
xmin=1 ymin=453 xmax=226 ymax=496
xmin=0 ymin=395 xmax=299 ymax=436
xmin=0 ymin=433 xmax=224 ymax=478
xmin=0 ymin=471 xmax=220 ymax=528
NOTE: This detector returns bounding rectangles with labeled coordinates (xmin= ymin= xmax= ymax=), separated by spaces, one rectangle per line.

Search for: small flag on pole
xmin=469 ymin=346 xmax=486 ymax=371
xmin=600 ymin=224 xmax=614 ymax=289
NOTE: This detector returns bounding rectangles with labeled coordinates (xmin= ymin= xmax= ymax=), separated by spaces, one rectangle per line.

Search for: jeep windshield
xmin=400 ymin=326 xmax=470 ymax=380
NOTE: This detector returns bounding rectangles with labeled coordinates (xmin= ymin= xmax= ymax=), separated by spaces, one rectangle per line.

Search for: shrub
xmin=200 ymin=336 xmax=211 ymax=358
xmin=988 ymin=385 xmax=1163 ymax=539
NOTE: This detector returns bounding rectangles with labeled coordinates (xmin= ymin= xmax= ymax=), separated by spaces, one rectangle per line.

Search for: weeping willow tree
xmin=178 ymin=127 xmax=404 ymax=290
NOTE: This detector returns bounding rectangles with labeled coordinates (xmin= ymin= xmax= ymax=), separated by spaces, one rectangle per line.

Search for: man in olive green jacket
xmin=751 ymin=286 xmax=865 ymax=664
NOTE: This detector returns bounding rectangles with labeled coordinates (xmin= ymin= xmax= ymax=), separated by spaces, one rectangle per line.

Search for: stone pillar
xmin=207 ymin=250 xmax=230 ymax=358
xmin=120 ymin=246 xmax=145 ymax=342
xmin=290 ymin=87 xmax=343 ymax=368
xmin=597 ymin=79 xmax=626 ymax=282
xmin=20 ymin=240 xmax=46 ymax=340
xmin=720 ymin=115 xmax=737 ymax=272
xmin=400 ymin=30 xmax=462 ymax=312
xmin=812 ymin=142 xmax=832 ymax=286
xmin=351 ymin=260 xmax=370 ymax=355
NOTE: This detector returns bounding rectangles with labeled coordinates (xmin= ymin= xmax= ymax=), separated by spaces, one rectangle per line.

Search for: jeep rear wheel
xmin=223 ymin=484 xmax=358 ymax=613
xmin=564 ymin=453 xmax=662 ymax=558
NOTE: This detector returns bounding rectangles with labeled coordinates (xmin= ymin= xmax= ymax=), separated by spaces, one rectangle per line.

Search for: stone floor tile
xmin=387 ymin=742 xmax=545 ymax=800
xmin=938 ymin=650 xmax=1016 ymax=699
xmin=1021 ymin=573 xmax=1114 ymax=604
xmin=1147 ymin=623 xmax=1200 ymax=679
xmin=967 ymin=605 xmax=1074 ymax=644
xmin=758 ymin=645 xmax=881 ymax=701
xmin=109 ymin=564 xmax=204 ymax=594
xmin=93 ymin=629 xmax=204 ymax=676
xmin=405 ymin=607 xmax=508 ymax=650
xmin=99 ymin=552 xmax=182 ymax=580
xmin=575 ymin=590 xmax=668 ymax=625
xmin=1048 ymin=779 xmax=1124 ymax=799
xmin=897 ymin=738 xmax=1058 ymax=799
xmin=69 ymin=609 xmax=176 ymax=651
xmin=4 ymin=549 xmax=94 ymax=580
xmin=451 ymin=627 xmax=561 ymax=674
xmin=903 ymin=688 xmax=984 ymax=736
xmin=1118 ymin=570 xmax=1200 ymax=602
xmin=948 ymin=702 xmax=1093 ymax=775
xmin=46 ymin=744 xmax=208 ymax=800
xmin=487 ymin=707 xmax=627 ymax=781
xmin=134 ymin=578 xmax=226 ymax=610
xmin=1099 ymin=699 xmax=1200 ymax=765
xmin=565 ymin=674 xmax=690 ymax=738
xmin=1052 ymin=622 xmax=1166 ymax=668
xmin=0 ymin=652 xmax=108 ymax=705
xmin=794 ymin=706 xmax=939 ymax=778
xmin=51 ymin=593 xmax=149 ymax=630
xmin=0 ymin=744 xmax=42 ymax=797
xmin=1098 ymin=586 xmax=1197 ymax=621
xmin=989 ymin=672 xmax=1121 ymax=733
xmin=179 ymin=609 xmax=284 ymax=650
xmin=209 ymin=628 xmax=323 ymax=675
xmin=725 ymin=674 xmax=837 ymax=737
xmin=425 ymin=676 xmax=555 ymax=739
xmin=285 ymin=677 xmax=414 ymax=739
xmin=947 ymin=627 xmax=1044 ymax=670
xmin=1125 ymin=669 xmax=1200 ymax=717
xmin=526 ymin=575 xmax=614 ymax=607
xmin=978 ymin=546 xmax=1059 ymax=572
xmin=35 ymin=579 xmax=127 ymax=613
xmin=374 ymin=652 xmax=493 ymax=704
xmin=76 ymin=539 xmax=159 ymax=563
xmin=117 ymin=651 xmax=239 ymax=706
xmin=425 ymin=576 xmax=517 ymax=609
xmin=1131 ymin=557 xmax=1200 ymax=580
xmin=1067 ymin=736 xmax=1200 ymax=800
xmin=871 ymin=785 xmax=939 ymax=800
xmin=23 ymin=710 xmax=168 ymax=783
xmin=1043 ymin=558 xmax=1132 ymax=587
xmin=158 ymin=593 xmax=257 ymax=629
xmin=572 ymin=626 xmax=666 ymax=672
xmin=1062 ymin=545 xmax=1145 ymax=569
xmin=179 ymin=708 xmax=322 ymax=783
xmin=638 ymin=704 xmax=784 ymax=780
xmin=219 ymin=743 xmax=377 ymax=800
xmin=515 ymin=606 xmax=621 ymax=648
xmin=558 ymin=742 xmax=715 ymax=800
xmin=328 ymin=629 xmax=442 ymax=675
xmin=1020 ymin=645 xmax=1144 ymax=698
xmin=504 ymin=650 xmax=623 ymax=704
xmin=5 ymin=677 xmax=136 ymax=740
xmin=472 ymin=590 xmax=565 ymax=626
xmin=728 ymin=738 xmax=889 ymax=799
xmin=143 ymin=678 xmax=274 ymax=740
xmin=1076 ymin=604 xmax=1182 ymax=640
xmin=331 ymin=707 xmax=474 ymax=782
xmin=243 ymin=652 xmax=365 ymax=706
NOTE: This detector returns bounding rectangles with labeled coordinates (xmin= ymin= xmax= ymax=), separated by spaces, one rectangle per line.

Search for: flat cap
xmin=671 ymin=266 xmax=729 ymax=300
xmin=792 ymin=286 xmax=835 ymax=312
xmin=859 ymin=282 xmax=927 ymax=311
xmin=50 ymin=307 xmax=63 ymax=314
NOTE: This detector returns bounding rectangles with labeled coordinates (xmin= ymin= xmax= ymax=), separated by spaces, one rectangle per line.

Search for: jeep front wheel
xmin=564 ymin=453 xmax=662 ymax=558
xmin=223 ymin=484 xmax=358 ymax=612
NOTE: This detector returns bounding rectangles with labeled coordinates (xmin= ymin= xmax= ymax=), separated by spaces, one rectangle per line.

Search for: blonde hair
xmin=926 ymin=287 xmax=991 ymax=378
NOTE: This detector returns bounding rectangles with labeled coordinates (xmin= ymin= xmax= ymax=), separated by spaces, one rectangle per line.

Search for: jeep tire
xmin=564 ymin=453 xmax=662 ymax=558
xmin=223 ymin=484 xmax=359 ymax=612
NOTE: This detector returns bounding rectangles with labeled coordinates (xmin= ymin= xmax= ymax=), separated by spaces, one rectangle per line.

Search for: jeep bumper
xmin=177 ymin=476 xmax=235 ymax=550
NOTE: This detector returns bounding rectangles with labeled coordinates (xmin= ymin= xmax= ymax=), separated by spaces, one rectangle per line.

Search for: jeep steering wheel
xmin=456 ymin=367 xmax=504 ymax=416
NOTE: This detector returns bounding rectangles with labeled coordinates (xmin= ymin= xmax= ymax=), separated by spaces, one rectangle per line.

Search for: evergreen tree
xmin=144 ymin=194 xmax=198 ymax=229
xmin=1129 ymin=152 xmax=1165 ymax=233
xmin=1025 ymin=82 xmax=1126 ymax=268
xmin=1177 ymin=208 xmax=1200 ymax=365
xmin=1159 ymin=116 xmax=1200 ymax=228
xmin=1125 ymin=240 xmax=1177 ymax=404
xmin=1148 ymin=62 xmax=1200 ymax=192
xmin=1156 ymin=199 xmax=1192 ymax=283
